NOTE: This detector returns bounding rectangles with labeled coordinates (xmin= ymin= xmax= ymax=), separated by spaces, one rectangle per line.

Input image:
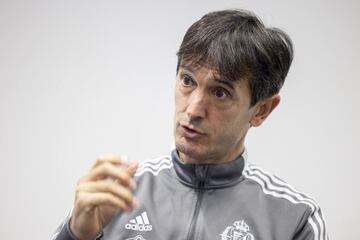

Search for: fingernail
xmin=130 ymin=180 xmax=137 ymax=191
xmin=126 ymin=206 xmax=133 ymax=213
xmin=132 ymin=198 xmax=139 ymax=209
xmin=130 ymin=161 xmax=138 ymax=166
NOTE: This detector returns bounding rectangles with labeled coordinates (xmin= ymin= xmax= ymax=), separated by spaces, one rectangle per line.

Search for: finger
xmin=123 ymin=161 xmax=139 ymax=176
xmin=83 ymin=162 xmax=135 ymax=189
xmin=91 ymin=154 xmax=125 ymax=169
xmin=77 ymin=180 xmax=135 ymax=207
xmin=77 ymin=191 xmax=130 ymax=212
xmin=92 ymin=155 xmax=138 ymax=176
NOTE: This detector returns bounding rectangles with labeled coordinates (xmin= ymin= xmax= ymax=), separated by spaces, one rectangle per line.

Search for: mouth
xmin=179 ymin=123 xmax=205 ymax=139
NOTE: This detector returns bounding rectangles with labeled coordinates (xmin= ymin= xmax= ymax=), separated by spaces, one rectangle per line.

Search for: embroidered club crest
xmin=220 ymin=220 xmax=255 ymax=240
xmin=125 ymin=235 xmax=146 ymax=240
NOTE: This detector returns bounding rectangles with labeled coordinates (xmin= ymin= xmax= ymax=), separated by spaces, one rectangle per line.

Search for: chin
xmin=175 ymin=139 xmax=207 ymax=163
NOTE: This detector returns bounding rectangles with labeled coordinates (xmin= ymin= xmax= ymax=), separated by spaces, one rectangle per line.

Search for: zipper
xmin=186 ymin=181 xmax=204 ymax=240
xmin=186 ymin=166 xmax=208 ymax=240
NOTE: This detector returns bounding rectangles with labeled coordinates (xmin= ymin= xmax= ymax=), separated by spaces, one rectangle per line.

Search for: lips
xmin=179 ymin=123 xmax=204 ymax=139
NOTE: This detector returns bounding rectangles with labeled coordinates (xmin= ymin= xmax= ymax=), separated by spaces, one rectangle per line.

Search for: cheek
xmin=233 ymin=113 xmax=252 ymax=135
xmin=174 ymin=88 xmax=187 ymax=112
xmin=174 ymin=92 xmax=185 ymax=126
xmin=216 ymin=110 xmax=251 ymax=135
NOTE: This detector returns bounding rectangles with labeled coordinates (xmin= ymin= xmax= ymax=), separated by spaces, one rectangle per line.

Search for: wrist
xmin=69 ymin=218 xmax=103 ymax=240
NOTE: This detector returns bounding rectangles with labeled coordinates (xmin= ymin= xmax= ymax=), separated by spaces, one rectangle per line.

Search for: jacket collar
xmin=171 ymin=150 xmax=245 ymax=189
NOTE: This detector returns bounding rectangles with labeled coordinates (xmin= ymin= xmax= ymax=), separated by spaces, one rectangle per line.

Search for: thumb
xmin=126 ymin=162 xmax=139 ymax=176
xmin=122 ymin=160 xmax=139 ymax=176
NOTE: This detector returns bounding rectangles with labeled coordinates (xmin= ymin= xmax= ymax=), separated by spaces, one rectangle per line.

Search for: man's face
xmin=174 ymin=61 xmax=257 ymax=164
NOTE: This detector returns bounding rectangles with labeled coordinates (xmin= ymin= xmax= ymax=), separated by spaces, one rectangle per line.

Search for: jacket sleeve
xmin=293 ymin=205 xmax=329 ymax=240
xmin=50 ymin=218 xmax=77 ymax=240
xmin=50 ymin=212 xmax=104 ymax=240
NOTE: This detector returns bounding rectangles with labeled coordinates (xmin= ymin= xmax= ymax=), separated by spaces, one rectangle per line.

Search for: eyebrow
xmin=179 ymin=64 xmax=196 ymax=73
xmin=214 ymin=78 xmax=235 ymax=90
xmin=179 ymin=63 xmax=235 ymax=90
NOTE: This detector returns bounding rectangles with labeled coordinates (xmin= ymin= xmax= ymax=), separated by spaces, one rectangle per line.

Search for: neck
xmin=178 ymin=145 xmax=245 ymax=164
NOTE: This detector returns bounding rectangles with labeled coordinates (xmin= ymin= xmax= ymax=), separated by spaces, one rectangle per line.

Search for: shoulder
xmin=242 ymin=160 xmax=328 ymax=239
xmin=241 ymin=150 xmax=320 ymax=210
xmin=134 ymin=154 xmax=173 ymax=177
xmin=243 ymin=162 xmax=319 ymax=210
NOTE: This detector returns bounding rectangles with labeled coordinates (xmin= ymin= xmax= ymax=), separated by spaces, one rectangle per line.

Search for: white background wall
xmin=0 ymin=0 xmax=359 ymax=239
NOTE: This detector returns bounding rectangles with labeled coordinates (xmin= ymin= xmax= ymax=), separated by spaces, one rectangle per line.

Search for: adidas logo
xmin=125 ymin=211 xmax=153 ymax=232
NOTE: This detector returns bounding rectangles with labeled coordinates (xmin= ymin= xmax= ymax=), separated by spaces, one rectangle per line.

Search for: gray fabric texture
xmin=51 ymin=150 xmax=328 ymax=240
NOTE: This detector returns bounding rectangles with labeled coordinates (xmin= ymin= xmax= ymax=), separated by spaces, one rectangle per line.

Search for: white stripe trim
xmin=244 ymin=166 xmax=327 ymax=240
xmin=137 ymin=155 xmax=171 ymax=171
xmin=244 ymin=172 xmax=322 ymax=240
xmin=135 ymin=155 xmax=172 ymax=176
xmin=248 ymin=165 xmax=319 ymax=208
xmin=244 ymin=172 xmax=309 ymax=205
xmin=135 ymin=162 xmax=173 ymax=176
xmin=249 ymin=165 xmax=317 ymax=203
xmin=137 ymin=160 xmax=172 ymax=173
xmin=308 ymin=217 xmax=320 ymax=240
xmin=138 ymin=155 xmax=171 ymax=167
xmin=248 ymin=165 xmax=328 ymax=240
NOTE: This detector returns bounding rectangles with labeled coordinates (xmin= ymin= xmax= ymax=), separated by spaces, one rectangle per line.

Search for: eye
xmin=213 ymin=88 xmax=230 ymax=99
xmin=181 ymin=75 xmax=194 ymax=87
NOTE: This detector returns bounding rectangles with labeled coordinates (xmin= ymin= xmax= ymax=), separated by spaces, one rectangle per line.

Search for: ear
xmin=250 ymin=95 xmax=281 ymax=127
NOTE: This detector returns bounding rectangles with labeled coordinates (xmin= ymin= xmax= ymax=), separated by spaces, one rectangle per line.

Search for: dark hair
xmin=176 ymin=9 xmax=294 ymax=107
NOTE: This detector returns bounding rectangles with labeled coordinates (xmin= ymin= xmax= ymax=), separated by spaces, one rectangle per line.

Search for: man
xmin=51 ymin=9 xmax=328 ymax=240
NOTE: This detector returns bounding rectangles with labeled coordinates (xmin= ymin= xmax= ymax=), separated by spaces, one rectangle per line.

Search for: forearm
xmin=51 ymin=218 xmax=103 ymax=240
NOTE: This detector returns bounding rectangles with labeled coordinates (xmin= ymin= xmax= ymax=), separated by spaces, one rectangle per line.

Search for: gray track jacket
xmin=51 ymin=150 xmax=328 ymax=240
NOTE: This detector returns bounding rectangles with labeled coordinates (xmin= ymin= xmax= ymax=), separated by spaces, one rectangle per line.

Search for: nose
xmin=186 ymin=90 xmax=207 ymax=121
